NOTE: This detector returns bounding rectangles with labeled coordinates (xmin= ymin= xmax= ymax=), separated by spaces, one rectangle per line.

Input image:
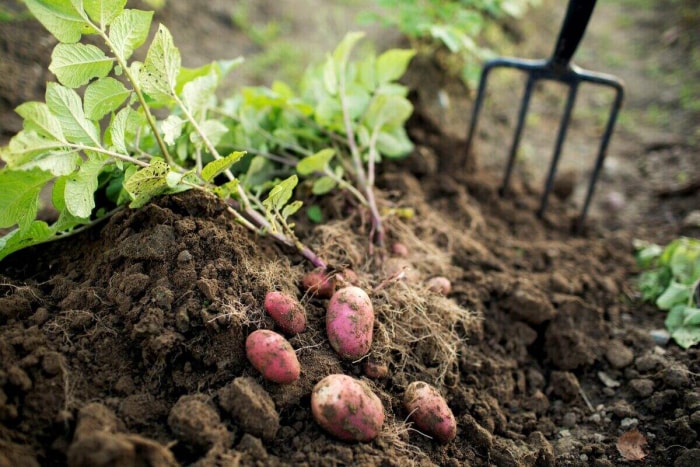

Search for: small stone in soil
xmin=547 ymin=371 xmax=580 ymax=402
xmin=629 ymin=378 xmax=655 ymax=398
xmin=620 ymin=417 xmax=638 ymax=429
xmin=649 ymin=329 xmax=670 ymax=346
xmin=562 ymin=412 xmax=577 ymax=428
xmin=605 ymin=341 xmax=634 ymax=369
xmin=634 ymin=353 xmax=666 ymax=373
xmin=663 ymin=364 xmax=690 ymax=388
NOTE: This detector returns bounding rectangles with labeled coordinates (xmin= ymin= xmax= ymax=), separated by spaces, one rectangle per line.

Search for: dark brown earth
xmin=1 ymin=0 xmax=699 ymax=466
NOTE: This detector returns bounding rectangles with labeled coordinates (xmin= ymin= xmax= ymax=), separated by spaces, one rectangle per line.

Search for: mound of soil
xmin=1 ymin=133 xmax=698 ymax=466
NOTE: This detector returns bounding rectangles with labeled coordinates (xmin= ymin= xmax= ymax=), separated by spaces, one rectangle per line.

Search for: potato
xmin=302 ymin=269 xmax=336 ymax=298
xmin=264 ymin=291 xmax=306 ymax=335
xmin=363 ymin=359 xmax=389 ymax=379
xmin=391 ymin=242 xmax=409 ymax=257
xmin=426 ymin=276 xmax=452 ymax=296
xmin=326 ymin=286 xmax=374 ymax=360
xmin=311 ymin=374 xmax=384 ymax=442
xmin=404 ymin=381 xmax=456 ymax=443
xmin=337 ymin=268 xmax=359 ymax=286
xmin=245 ymin=330 xmax=300 ymax=384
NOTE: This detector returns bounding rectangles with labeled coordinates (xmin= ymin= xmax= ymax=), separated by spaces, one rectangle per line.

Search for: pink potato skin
xmin=302 ymin=269 xmax=336 ymax=298
xmin=311 ymin=374 xmax=385 ymax=442
xmin=426 ymin=276 xmax=452 ymax=296
xmin=245 ymin=330 xmax=300 ymax=384
xmin=264 ymin=291 xmax=306 ymax=335
xmin=326 ymin=286 xmax=374 ymax=360
xmin=404 ymin=381 xmax=457 ymax=443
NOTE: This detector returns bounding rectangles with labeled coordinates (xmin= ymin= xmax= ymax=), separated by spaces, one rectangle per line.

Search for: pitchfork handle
xmin=550 ymin=0 xmax=597 ymax=70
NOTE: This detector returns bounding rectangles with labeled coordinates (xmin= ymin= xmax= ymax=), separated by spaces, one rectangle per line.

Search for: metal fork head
xmin=464 ymin=58 xmax=624 ymax=232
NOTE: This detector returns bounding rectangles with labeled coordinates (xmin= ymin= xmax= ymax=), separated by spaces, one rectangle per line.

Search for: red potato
xmin=336 ymin=268 xmax=359 ymax=286
xmin=264 ymin=291 xmax=306 ymax=335
xmin=326 ymin=286 xmax=374 ymax=360
xmin=245 ymin=330 xmax=300 ymax=384
xmin=391 ymin=242 xmax=409 ymax=257
xmin=404 ymin=381 xmax=456 ymax=443
xmin=302 ymin=269 xmax=336 ymax=298
xmin=426 ymin=276 xmax=452 ymax=296
xmin=363 ymin=359 xmax=389 ymax=379
xmin=311 ymin=374 xmax=384 ymax=442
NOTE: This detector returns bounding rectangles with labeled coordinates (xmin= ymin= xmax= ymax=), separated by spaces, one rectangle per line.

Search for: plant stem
xmin=70 ymin=144 xmax=149 ymax=168
xmin=326 ymin=168 xmax=368 ymax=205
xmin=43 ymin=206 xmax=124 ymax=244
xmin=337 ymin=72 xmax=384 ymax=246
xmin=82 ymin=14 xmax=174 ymax=166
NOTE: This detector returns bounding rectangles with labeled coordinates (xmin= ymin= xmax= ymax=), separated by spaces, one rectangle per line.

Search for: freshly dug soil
xmin=1 ymin=139 xmax=698 ymax=466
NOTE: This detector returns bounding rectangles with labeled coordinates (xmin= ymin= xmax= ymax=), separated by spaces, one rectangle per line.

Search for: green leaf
xmin=83 ymin=0 xmax=126 ymax=27
xmin=670 ymin=240 xmax=700 ymax=284
xmin=332 ymin=31 xmax=365 ymax=69
xmin=670 ymin=326 xmax=700 ymax=349
xmin=323 ymin=55 xmax=338 ymax=96
xmin=161 ymin=115 xmax=185 ymax=146
xmin=282 ymin=200 xmax=303 ymax=219
xmin=139 ymin=24 xmax=181 ymax=100
xmin=0 ymin=221 xmax=54 ymax=262
xmin=64 ymin=155 xmax=107 ymax=217
xmin=123 ymin=159 xmax=171 ymax=208
xmin=665 ymin=304 xmax=687 ymax=332
xmin=312 ymin=176 xmax=337 ymax=195
xmin=24 ymin=0 xmax=93 ymax=44
xmin=46 ymin=83 xmax=100 ymax=146
xmin=263 ymin=175 xmax=298 ymax=212
xmin=15 ymin=102 xmax=66 ymax=142
xmin=201 ymin=151 xmax=245 ymax=182
xmin=105 ymin=107 xmax=132 ymax=153
xmin=175 ymin=58 xmax=243 ymax=95
xmin=635 ymin=242 xmax=663 ymax=269
xmin=282 ymin=201 xmax=304 ymax=220
xmin=0 ymin=168 xmax=54 ymax=230
xmin=2 ymin=131 xmax=68 ymax=167
xmin=296 ymin=148 xmax=335 ymax=176
xmin=364 ymin=94 xmax=413 ymax=130
xmin=656 ymin=281 xmax=691 ymax=310
xmin=108 ymin=9 xmax=154 ymax=60
xmin=49 ymin=43 xmax=113 ymax=88
xmin=345 ymin=83 xmax=371 ymax=120
xmin=190 ymin=120 xmax=227 ymax=149
xmin=213 ymin=179 xmax=240 ymax=200
xmin=182 ymin=71 xmax=218 ymax=118
xmin=376 ymin=126 xmax=414 ymax=158
xmin=306 ymin=205 xmax=323 ymax=224
xmin=84 ymin=77 xmax=130 ymax=120
xmin=376 ymin=49 xmax=415 ymax=84
xmin=683 ymin=307 xmax=700 ymax=326
xmin=17 ymin=150 xmax=82 ymax=177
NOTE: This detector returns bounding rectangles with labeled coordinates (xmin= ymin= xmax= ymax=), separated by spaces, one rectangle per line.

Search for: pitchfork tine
xmin=464 ymin=0 xmax=625 ymax=232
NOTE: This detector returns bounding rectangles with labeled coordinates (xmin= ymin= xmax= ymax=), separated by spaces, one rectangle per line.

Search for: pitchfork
xmin=465 ymin=0 xmax=624 ymax=231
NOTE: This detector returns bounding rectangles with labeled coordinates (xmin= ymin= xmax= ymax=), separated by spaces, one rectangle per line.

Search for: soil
xmin=1 ymin=1 xmax=699 ymax=466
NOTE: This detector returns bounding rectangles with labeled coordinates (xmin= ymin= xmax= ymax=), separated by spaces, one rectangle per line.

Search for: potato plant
xmin=0 ymin=1 xmax=416 ymax=265
xmin=636 ymin=237 xmax=700 ymax=348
